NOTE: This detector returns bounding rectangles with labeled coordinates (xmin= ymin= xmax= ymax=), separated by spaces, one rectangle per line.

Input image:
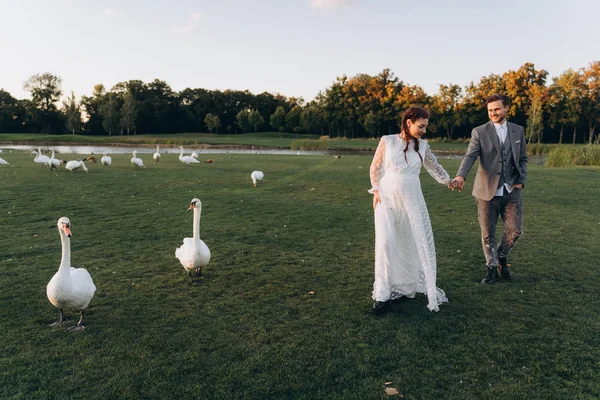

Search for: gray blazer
xmin=457 ymin=121 xmax=527 ymax=201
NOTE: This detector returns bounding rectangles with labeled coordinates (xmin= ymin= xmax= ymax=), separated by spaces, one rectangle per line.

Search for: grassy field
xmin=0 ymin=132 xmax=469 ymax=152
xmin=1 ymin=151 xmax=599 ymax=399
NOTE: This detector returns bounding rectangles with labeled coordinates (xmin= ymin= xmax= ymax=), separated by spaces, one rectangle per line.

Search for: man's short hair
xmin=485 ymin=93 xmax=510 ymax=107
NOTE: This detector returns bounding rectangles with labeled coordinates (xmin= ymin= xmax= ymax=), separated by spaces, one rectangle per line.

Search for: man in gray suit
xmin=452 ymin=94 xmax=527 ymax=284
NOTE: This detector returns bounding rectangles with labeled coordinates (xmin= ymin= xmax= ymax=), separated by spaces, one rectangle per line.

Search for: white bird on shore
xmin=34 ymin=147 xmax=50 ymax=167
xmin=179 ymin=146 xmax=200 ymax=165
xmin=131 ymin=151 xmax=144 ymax=168
xmin=46 ymin=217 xmax=96 ymax=331
xmin=191 ymin=150 xmax=198 ymax=159
xmin=101 ymin=153 xmax=112 ymax=166
xmin=65 ymin=159 xmax=89 ymax=173
xmin=251 ymin=171 xmax=264 ymax=187
xmin=153 ymin=146 xmax=161 ymax=162
xmin=49 ymin=149 xmax=66 ymax=170
xmin=175 ymin=198 xmax=211 ymax=284
xmin=0 ymin=157 xmax=8 ymax=165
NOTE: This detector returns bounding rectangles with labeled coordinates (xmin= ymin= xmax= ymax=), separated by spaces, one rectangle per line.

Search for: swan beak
xmin=187 ymin=204 xmax=195 ymax=211
xmin=63 ymin=224 xmax=72 ymax=237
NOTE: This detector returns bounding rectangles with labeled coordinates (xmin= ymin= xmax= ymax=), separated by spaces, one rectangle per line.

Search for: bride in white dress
xmin=368 ymin=106 xmax=452 ymax=314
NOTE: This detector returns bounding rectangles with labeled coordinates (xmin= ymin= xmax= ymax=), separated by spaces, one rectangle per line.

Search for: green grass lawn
xmin=1 ymin=151 xmax=598 ymax=399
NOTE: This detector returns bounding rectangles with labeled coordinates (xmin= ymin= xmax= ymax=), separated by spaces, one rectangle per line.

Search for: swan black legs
xmin=49 ymin=308 xmax=70 ymax=326
xmin=67 ymin=309 xmax=86 ymax=332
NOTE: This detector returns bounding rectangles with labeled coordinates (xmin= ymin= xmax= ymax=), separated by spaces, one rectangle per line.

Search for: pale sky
xmin=0 ymin=0 xmax=598 ymax=103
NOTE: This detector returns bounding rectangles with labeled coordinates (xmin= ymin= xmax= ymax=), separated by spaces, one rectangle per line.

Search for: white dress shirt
xmin=493 ymin=121 xmax=513 ymax=196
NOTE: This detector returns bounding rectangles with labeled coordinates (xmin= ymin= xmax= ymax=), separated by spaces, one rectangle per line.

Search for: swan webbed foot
xmin=49 ymin=309 xmax=71 ymax=327
xmin=66 ymin=309 xmax=86 ymax=331
xmin=67 ymin=324 xmax=85 ymax=332
xmin=48 ymin=319 xmax=71 ymax=327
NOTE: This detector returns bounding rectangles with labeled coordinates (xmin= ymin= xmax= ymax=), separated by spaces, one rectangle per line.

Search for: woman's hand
xmin=373 ymin=190 xmax=381 ymax=210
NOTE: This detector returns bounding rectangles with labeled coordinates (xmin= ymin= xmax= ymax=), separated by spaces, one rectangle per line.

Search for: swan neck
xmin=193 ymin=206 xmax=201 ymax=238
xmin=59 ymin=230 xmax=71 ymax=276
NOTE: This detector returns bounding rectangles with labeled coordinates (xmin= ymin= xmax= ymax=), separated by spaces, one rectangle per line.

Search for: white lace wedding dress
xmin=369 ymin=135 xmax=450 ymax=311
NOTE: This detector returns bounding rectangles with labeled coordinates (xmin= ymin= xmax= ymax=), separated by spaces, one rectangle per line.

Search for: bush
xmin=546 ymin=145 xmax=600 ymax=167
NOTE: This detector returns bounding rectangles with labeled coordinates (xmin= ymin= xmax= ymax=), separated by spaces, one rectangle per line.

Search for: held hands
xmin=510 ymin=183 xmax=523 ymax=190
xmin=448 ymin=176 xmax=465 ymax=192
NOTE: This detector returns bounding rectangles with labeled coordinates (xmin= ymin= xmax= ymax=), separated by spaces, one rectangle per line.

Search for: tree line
xmin=0 ymin=61 xmax=598 ymax=144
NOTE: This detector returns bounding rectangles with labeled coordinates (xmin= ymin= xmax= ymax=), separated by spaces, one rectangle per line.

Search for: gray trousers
xmin=475 ymin=188 xmax=523 ymax=267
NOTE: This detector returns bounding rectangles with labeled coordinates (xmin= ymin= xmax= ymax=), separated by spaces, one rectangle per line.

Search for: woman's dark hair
xmin=401 ymin=106 xmax=429 ymax=164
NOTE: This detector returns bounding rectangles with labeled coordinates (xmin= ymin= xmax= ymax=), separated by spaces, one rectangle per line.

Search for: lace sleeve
xmin=368 ymin=137 xmax=385 ymax=194
xmin=423 ymin=142 xmax=451 ymax=185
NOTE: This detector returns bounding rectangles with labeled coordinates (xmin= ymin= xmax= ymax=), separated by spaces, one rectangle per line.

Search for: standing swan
xmin=46 ymin=217 xmax=96 ymax=331
xmin=34 ymin=147 xmax=50 ymax=167
xmin=179 ymin=146 xmax=200 ymax=166
xmin=153 ymin=146 xmax=161 ymax=162
xmin=101 ymin=153 xmax=112 ymax=166
xmin=175 ymin=198 xmax=211 ymax=284
xmin=49 ymin=149 xmax=66 ymax=170
xmin=251 ymin=171 xmax=264 ymax=187
xmin=131 ymin=151 xmax=144 ymax=168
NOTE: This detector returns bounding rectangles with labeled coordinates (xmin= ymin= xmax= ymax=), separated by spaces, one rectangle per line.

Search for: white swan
xmin=46 ymin=217 xmax=96 ymax=331
xmin=101 ymin=153 xmax=112 ymax=166
xmin=34 ymin=147 xmax=50 ymax=167
xmin=251 ymin=171 xmax=264 ymax=187
xmin=153 ymin=146 xmax=161 ymax=162
xmin=49 ymin=149 xmax=66 ymax=170
xmin=131 ymin=151 xmax=144 ymax=168
xmin=191 ymin=150 xmax=198 ymax=159
xmin=179 ymin=146 xmax=200 ymax=165
xmin=175 ymin=198 xmax=211 ymax=284
xmin=65 ymin=159 xmax=89 ymax=173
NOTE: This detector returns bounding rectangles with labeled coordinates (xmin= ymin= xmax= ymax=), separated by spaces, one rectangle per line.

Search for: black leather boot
xmin=499 ymin=257 xmax=512 ymax=279
xmin=481 ymin=266 xmax=499 ymax=284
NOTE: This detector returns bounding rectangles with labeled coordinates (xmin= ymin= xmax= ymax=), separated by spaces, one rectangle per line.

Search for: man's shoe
xmin=481 ymin=266 xmax=499 ymax=284
xmin=369 ymin=301 xmax=390 ymax=315
xmin=499 ymin=257 xmax=512 ymax=279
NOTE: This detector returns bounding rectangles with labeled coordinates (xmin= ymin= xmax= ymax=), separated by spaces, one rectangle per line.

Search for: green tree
xmin=430 ymin=84 xmax=462 ymax=139
xmin=525 ymin=84 xmax=547 ymax=144
xmin=285 ymin=105 xmax=303 ymax=136
xmin=23 ymin=72 xmax=63 ymax=133
xmin=549 ymin=69 xmax=585 ymax=144
xmin=503 ymin=63 xmax=548 ymax=126
xmin=120 ymin=90 xmax=137 ymax=135
xmin=270 ymin=106 xmax=286 ymax=133
xmin=62 ymin=91 xmax=81 ymax=134
xmin=204 ymin=113 xmax=216 ymax=133
xmin=211 ymin=114 xmax=221 ymax=133
xmin=235 ymin=110 xmax=250 ymax=133
xmin=248 ymin=109 xmax=264 ymax=133
xmin=100 ymin=92 xmax=120 ymax=135
xmin=582 ymin=61 xmax=600 ymax=144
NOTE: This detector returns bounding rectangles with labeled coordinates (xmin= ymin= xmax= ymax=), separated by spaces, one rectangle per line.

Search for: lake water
xmin=0 ymin=144 xmax=478 ymax=161
xmin=0 ymin=144 xmax=328 ymax=156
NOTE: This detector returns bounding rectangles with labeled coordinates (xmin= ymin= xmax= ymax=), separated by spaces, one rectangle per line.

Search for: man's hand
xmin=451 ymin=176 xmax=465 ymax=192
xmin=373 ymin=190 xmax=381 ymax=210
xmin=510 ymin=183 xmax=523 ymax=190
